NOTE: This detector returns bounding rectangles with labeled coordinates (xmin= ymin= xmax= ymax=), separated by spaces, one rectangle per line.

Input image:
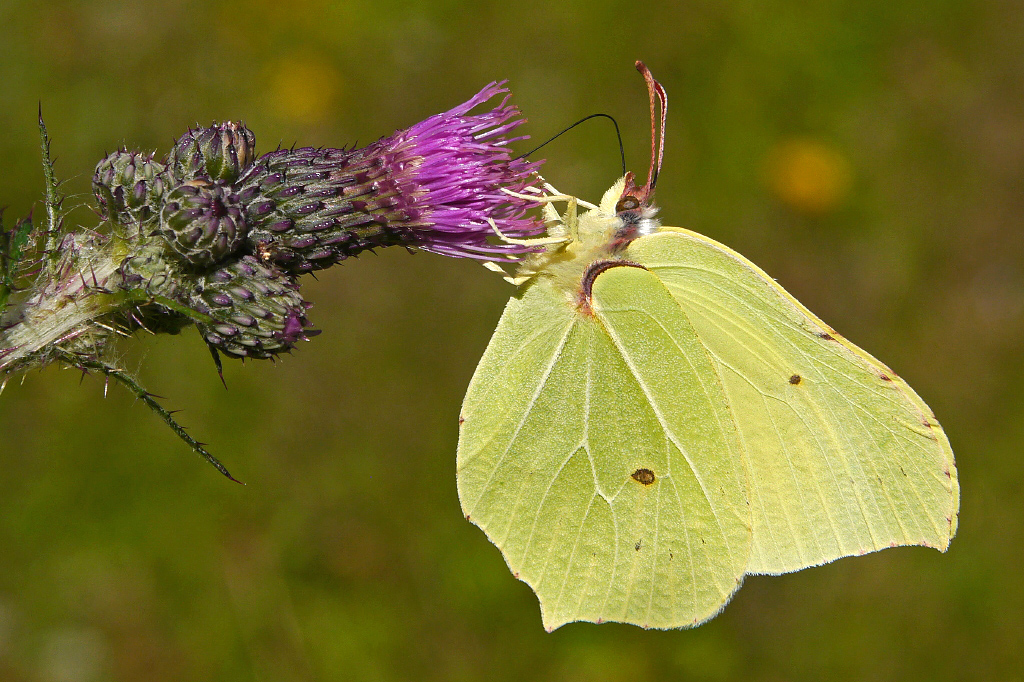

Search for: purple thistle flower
xmin=238 ymin=82 xmax=545 ymax=273
xmin=383 ymin=82 xmax=546 ymax=259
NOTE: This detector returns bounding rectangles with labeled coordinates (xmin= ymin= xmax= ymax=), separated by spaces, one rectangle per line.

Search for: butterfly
xmin=455 ymin=62 xmax=959 ymax=631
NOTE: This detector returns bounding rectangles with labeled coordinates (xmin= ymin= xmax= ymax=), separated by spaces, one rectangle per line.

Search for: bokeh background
xmin=0 ymin=0 xmax=1020 ymax=680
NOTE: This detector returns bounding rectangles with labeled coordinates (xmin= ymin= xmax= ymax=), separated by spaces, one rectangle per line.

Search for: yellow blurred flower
xmin=766 ymin=138 xmax=852 ymax=215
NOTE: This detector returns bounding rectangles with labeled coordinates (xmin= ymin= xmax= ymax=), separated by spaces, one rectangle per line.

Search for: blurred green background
xmin=0 ymin=0 xmax=1019 ymax=679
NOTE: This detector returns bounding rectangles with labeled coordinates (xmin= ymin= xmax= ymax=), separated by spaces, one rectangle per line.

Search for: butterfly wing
xmin=627 ymin=228 xmax=958 ymax=574
xmin=457 ymin=267 xmax=751 ymax=630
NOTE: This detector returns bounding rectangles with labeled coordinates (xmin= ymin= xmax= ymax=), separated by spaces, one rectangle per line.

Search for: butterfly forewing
xmin=627 ymin=229 xmax=959 ymax=574
xmin=458 ymin=266 xmax=752 ymax=630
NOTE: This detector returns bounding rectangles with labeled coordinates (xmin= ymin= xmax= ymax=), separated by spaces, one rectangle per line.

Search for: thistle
xmin=92 ymin=151 xmax=168 ymax=228
xmin=167 ymin=121 xmax=257 ymax=184
xmin=238 ymin=82 xmax=544 ymax=273
xmin=0 ymin=83 xmax=544 ymax=479
xmin=117 ymin=242 xmax=191 ymax=335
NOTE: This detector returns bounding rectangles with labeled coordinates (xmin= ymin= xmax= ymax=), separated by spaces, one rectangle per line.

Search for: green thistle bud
xmin=191 ymin=255 xmax=316 ymax=359
xmin=118 ymin=242 xmax=192 ymax=334
xmin=118 ymin=240 xmax=185 ymax=299
xmin=159 ymin=179 xmax=247 ymax=268
xmin=92 ymin=151 xmax=168 ymax=227
xmin=167 ymin=122 xmax=256 ymax=183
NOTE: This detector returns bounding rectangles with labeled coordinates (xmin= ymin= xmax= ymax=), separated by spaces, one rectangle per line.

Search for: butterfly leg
xmin=481 ymin=260 xmax=527 ymax=286
xmin=487 ymin=218 xmax=570 ymax=247
xmin=503 ymin=181 xmax=599 ymax=212
xmin=500 ymin=185 xmax=590 ymax=243
xmin=482 ymin=217 xmax=567 ymax=285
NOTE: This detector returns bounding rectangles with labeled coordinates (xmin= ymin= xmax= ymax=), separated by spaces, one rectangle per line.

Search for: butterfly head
xmin=596 ymin=174 xmax=661 ymax=250
xmin=600 ymin=61 xmax=667 ymax=251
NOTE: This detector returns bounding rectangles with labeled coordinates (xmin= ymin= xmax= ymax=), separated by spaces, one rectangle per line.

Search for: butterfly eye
xmin=616 ymin=195 xmax=640 ymax=212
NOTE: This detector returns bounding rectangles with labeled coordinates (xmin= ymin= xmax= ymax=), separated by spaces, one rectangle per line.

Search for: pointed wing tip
xmin=541 ymin=619 xmax=562 ymax=633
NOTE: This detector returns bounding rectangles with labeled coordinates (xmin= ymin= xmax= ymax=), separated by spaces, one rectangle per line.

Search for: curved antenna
xmin=635 ymin=61 xmax=667 ymax=194
xmin=515 ymin=113 xmax=626 ymax=176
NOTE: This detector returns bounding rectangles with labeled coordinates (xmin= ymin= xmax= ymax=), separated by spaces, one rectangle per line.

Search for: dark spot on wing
xmin=880 ymin=374 xmax=892 ymax=382
xmin=458 ymin=416 xmax=465 ymax=425
xmin=632 ymin=468 xmax=656 ymax=485
xmin=819 ymin=332 xmax=835 ymax=341
xmin=578 ymin=259 xmax=648 ymax=314
xmin=635 ymin=540 xmax=642 ymax=551
xmin=789 ymin=374 xmax=802 ymax=385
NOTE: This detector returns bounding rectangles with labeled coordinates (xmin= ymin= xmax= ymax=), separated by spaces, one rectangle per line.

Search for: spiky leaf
xmin=1 ymin=216 xmax=34 ymax=310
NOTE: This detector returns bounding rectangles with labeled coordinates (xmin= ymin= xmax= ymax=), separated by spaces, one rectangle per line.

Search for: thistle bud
xmin=119 ymin=241 xmax=180 ymax=299
xmin=159 ymin=179 xmax=247 ymax=268
xmin=168 ymin=122 xmax=257 ymax=183
xmin=93 ymin=151 xmax=168 ymax=227
xmin=191 ymin=255 xmax=316 ymax=359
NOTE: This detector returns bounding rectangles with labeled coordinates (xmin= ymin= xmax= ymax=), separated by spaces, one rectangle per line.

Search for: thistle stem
xmin=0 ymin=235 xmax=127 ymax=372
xmin=56 ymin=350 xmax=241 ymax=483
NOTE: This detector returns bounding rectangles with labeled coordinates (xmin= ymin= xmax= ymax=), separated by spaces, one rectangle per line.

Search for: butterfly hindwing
xmin=626 ymin=228 xmax=959 ymax=574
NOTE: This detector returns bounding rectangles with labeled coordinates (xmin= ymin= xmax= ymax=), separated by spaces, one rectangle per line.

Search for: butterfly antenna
xmin=635 ymin=61 xmax=667 ymax=194
xmin=516 ymin=113 xmax=626 ymax=176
